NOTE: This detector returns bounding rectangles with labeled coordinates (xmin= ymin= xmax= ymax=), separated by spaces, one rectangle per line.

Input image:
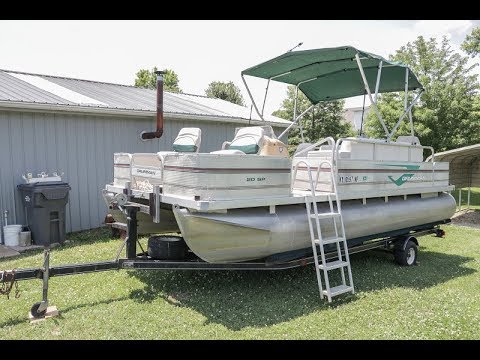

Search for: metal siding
xmin=0 ymin=110 xmax=288 ymax=240
xmin=10 ymin=112 xmax=24 ymax=225
xmin=66 ymin=114 xmax=82 ymax=231
xmin=54 ymin=113 xmax=71 ymax=231
xmin=0 ymin=112 xmax=11 ymax=229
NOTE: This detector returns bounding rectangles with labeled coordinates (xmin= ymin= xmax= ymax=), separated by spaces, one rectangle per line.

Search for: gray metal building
xmin=0 ymin=69 xmax=290 ymax=238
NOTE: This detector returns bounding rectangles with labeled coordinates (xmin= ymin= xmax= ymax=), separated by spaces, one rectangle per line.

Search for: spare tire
xmin=147 ymin=235 xmax=187 ymax=260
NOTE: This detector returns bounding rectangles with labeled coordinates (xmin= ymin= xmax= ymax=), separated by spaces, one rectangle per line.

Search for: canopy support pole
xmin=241 ymin=74 xmax=265 ymax=122
xmin=293 ymin=86 xmax=298 ymax=122
xmin=374 ymin=61 xmax=383 ymax=104
xmin=408 ymin=111 xmax=414 ymax=137
xmin=278 ymin=104 xmax=315 ymax=140
xmin=298 ymin=118 xmax=306 ymax=142
xmin=261 ymin=79 xmax=270 ymax=117
xmin=404 ymin=68 xmax=409 ymax=113
xmin=403 ymin=68 xmax=415 ymax=137
xmin=292 ymin=86 xmax=305 ymax=142
xmin=355 ymin=54 xmax=389 ymax=138
xmin=387 ymin=90 xmax=423 ymax=141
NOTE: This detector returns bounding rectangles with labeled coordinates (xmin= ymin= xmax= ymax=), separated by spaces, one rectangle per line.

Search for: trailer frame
xmin=1 ymin=204 xmax=448 ymax=318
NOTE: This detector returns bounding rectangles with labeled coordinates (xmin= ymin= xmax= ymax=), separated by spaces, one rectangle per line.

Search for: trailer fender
xmin=396 ymin=236 xmax=418 ymax=251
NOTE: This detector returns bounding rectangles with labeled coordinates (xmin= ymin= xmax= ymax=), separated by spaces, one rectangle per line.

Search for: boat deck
xmin=105 ymin=183 xmax=454 ymax=212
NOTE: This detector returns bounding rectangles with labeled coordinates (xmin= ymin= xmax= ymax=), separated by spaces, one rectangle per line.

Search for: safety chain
xmin=0 ymin=270 xmax=20 ymax=299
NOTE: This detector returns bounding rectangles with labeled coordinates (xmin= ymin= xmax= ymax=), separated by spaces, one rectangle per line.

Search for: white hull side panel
xmin=163 ymin=153 xmax=291 ymax=200
xmin=293 ymin=157 xmax=449 ymax=193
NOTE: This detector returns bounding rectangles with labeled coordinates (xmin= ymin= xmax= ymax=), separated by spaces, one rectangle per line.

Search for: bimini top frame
xmin=241 ymin=46 xmax=424 ymax=141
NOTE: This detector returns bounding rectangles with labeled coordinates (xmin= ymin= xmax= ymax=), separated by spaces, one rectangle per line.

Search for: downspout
xmin=141 ymin=71 xmax=165 ymax=140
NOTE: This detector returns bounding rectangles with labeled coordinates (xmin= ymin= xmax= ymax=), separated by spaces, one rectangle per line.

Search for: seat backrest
xmin=293 ymin=143 xmax=314 ymax=157
xmin=172 ymin=127 xmax=202 ymax=153
xmin=228 ymin=126 xmax=265 ymax=154
xmin=396 ymin=135 xmax=421 ymax=146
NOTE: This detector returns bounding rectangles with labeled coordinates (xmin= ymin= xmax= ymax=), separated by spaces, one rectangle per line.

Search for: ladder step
xmin=319 ymin=259 xmax=349 ymax=270
xmin=314 ymin=236 xmax=346 ymax=245
xmin=323 ymin=284 xmax=353 ymax=297
xmin=309 ymin=212 xmax=341 ymax=219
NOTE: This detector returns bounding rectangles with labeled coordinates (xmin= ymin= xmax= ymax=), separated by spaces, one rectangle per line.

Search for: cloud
xmin=413 ymin=20 xmax=473 ymax=43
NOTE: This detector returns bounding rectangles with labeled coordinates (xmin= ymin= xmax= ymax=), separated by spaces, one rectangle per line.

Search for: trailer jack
xmin=0 ymin=206 xmax=140 ymax=319
xmin=29 ymin=248 xmax=51 ymax=318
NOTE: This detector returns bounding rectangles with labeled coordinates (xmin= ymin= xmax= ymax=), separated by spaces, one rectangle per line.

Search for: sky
xmin=0 ymin=20 xmax=478 ymax=117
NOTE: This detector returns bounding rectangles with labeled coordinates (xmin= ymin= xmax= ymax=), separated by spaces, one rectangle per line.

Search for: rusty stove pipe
xmin=141 ymin=70 xmax=165 ymax=140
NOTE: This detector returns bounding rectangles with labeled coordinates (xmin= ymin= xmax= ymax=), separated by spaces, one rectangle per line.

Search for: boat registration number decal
xmin=339 ymin=175 xmax=368 ymax=183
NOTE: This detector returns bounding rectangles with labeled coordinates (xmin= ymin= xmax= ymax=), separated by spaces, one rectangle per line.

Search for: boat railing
xmin=291 ymin=157 xmax=336 ymax=194
xmin=293 ymin=137 xmax=336 ymax=158
xmin=113 ymin=152 xmax=133 ymax=187
xmin=335 ymin=137 xmax=436 ymax=186
xmin=291 ymin=137 xmax=336 ymax=193
xmin=334 ymin=137 xmax=435 ymax=163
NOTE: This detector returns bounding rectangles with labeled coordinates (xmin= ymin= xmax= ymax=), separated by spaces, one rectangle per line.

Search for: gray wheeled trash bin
xmin=17 ymin=181 xmax=71 ymax=246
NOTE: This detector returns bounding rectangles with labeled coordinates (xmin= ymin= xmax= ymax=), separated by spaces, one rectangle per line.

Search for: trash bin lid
xmin=18 ymin=181 xmax=70 ymax=190
xmin=17 ymin=182 xmax=71 ymax=200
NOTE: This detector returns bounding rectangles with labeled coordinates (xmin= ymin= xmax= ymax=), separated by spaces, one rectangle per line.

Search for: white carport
xmin=429 ymin=144 xmax=480 ymax=209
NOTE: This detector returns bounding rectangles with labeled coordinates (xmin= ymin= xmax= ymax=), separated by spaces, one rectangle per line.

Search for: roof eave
xmin=0 ymin=100 xmax=290 ymax=128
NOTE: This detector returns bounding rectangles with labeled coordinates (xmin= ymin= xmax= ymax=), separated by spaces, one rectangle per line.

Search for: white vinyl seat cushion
xmin=172 ymin=127 xmax=202 ymax=153
xmin=228 ymin=126 xmax=265 ymax=154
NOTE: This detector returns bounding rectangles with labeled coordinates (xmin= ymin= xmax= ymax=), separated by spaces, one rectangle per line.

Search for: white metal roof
xmin=429 ymin=144 xmax=480 ymax=189
xmin=0 ymin=69 xmax=290 ymax=127
xmin=430 ymin=143 xmax=480 ymax=163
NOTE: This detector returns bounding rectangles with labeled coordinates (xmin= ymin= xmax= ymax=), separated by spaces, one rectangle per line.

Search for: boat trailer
xmin=0 ymin=204 xmax=447 ymax=318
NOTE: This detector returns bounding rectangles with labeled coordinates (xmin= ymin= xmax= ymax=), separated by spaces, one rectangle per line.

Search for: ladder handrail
xmin=294 ymin=156 xmax=354 ymax=302
xmin=293 ymin=137 xmax=336 ymax=159
xmin=291 ymin=159 xmax=333 ymax=194
xmin=297 ymin=160 xmax=325 ymax=299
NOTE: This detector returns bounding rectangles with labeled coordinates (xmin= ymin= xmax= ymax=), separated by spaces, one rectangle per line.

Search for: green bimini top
xmin=241 ymin=46 xmax=423 ymax=104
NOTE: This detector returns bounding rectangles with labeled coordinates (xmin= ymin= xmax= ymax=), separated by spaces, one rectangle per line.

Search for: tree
xmin=134 ymin=67 xmax=182 ymax=93
xmin=364 ymin=36 xmax=480 ymax=153
xmin=462 ymin=26 xmax=480 ymax=57
xmin=273 ymin=86 xmax=354 ymax=155
xmin=205 ymin=81 xmax=244 ymax=105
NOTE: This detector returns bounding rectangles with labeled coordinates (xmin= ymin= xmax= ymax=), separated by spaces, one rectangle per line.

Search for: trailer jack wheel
xmin=30 ymin=301 xmax=48 ymax=319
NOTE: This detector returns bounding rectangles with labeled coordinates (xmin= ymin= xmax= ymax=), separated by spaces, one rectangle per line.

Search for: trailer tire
xmin=394 ymin=239 xmax=418 ymax=266
xmin=30 ymin=302 xmax=46 ymax=319
xmin=148 ymin=235 xmax=187 ymax=260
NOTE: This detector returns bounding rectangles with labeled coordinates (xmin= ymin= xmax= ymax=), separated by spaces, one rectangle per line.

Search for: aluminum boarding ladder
xmin=293 ymin=160 xmax=354 ymax=302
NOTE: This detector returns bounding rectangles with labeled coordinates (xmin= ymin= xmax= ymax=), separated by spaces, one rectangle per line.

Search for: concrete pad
xmin=29 ymin=306 xmax=59 ymax=323
xmin=10 ymin=244 xmax=44 ymax=253
xmin=0 ymin=245 xmax=20 ymax=259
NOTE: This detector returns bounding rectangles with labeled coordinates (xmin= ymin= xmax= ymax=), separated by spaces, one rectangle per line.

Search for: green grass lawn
xmin=1 ymin=225 xmax=479 ymax=339
xmin=452 ymin=187 xmax=480 ymax=210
